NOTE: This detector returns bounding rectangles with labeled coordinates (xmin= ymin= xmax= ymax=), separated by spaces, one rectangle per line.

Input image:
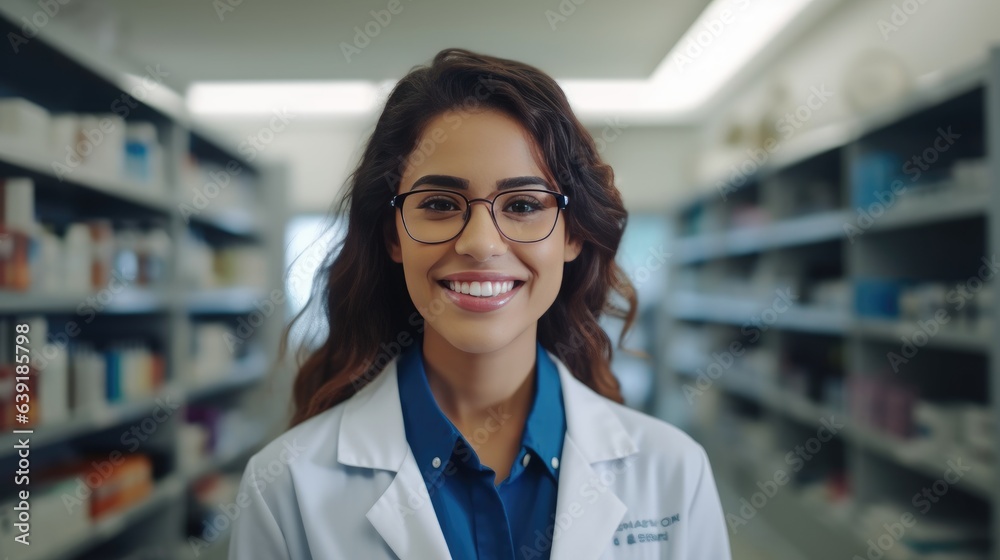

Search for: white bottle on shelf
xmin=0 ymin=98 xmax=51 ymax=156
xmin=38 ymin=343 xmax=70 ymax=425
xmin=125 ymin=122 xmax=164 ymax=189
xmin=72 ymin=345 xmax=107 ymax=416
xmin=64 ymin=223 xmax=93 ymax=294
xmin=49 ymin=113 xmax=81 ymax=164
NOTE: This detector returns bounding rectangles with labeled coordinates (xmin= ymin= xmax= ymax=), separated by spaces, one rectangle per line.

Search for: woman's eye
xmin=505 ymin=198 xmax=542 ymax=214
xmin=419 ymin=198 xmax=461 ymax=212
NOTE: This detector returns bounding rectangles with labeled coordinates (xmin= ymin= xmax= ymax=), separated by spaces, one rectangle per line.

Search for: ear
xmin=385 ymin=225 xmax=403 ymax=263
xmin=563 ymin=232 xmax=583 ymax=263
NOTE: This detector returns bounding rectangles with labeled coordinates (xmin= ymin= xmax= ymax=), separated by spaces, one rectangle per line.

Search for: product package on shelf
xmin=26 ymin=220 xmax=173 ymax=296
xmin=35 ymin=453 xmax=154 ymax=520
xmin=49 ymin=112 xmax=166 ymax=189
xmin=0 ymin=177 xmax=37 ymax=292
xmin=0 ymin=316 xmax=46 ymax=429
xmin=0 ymin=477 xmax=89 ymax=560
xmin=70 ymin=342 xmax=166 ymax=417
xmin=0 ymin=97 xmax=50 ymax=155
xmin=180 ymin=231 xmax=269 ymax=290
xmin=847 ymin=376 xmax=919 ymax=439
xmin=189 ymin=322 xmax=257 ymax=386
xmin=180 ymin=154 xmax=258 ymax=215
xmin=899 ymin=279 xmax=994 ymax=334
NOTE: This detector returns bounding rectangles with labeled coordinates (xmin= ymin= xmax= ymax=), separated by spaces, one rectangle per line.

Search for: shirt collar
xmin=396 ymin=339 xmax=566 ymax=481
xmin=522 ymin=339 xmax=566 ymax=479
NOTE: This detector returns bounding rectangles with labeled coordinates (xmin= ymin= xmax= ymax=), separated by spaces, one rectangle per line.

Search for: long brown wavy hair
xmin=283 ymin=48 xmax=644 ymax=428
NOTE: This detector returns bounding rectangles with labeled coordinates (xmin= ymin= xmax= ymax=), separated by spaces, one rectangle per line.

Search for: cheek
xmin=525 ymin=245 xmax=566 ymax=293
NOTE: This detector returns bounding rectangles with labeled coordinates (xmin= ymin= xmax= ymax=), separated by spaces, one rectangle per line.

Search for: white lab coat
xmin=228 ymin=348 xmax=732 ymax=560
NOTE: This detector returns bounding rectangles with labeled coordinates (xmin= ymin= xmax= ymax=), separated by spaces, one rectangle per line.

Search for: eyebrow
xmin=408 ymin=175 xmax=553 ymax=192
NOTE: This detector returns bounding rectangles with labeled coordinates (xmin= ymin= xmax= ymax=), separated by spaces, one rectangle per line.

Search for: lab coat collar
xmin=338 ymin=345 xmax=638 ymax=560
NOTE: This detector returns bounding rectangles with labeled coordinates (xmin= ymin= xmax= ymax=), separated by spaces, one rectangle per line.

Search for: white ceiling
xmin=58 ymin=0 xmax=714 ymax=89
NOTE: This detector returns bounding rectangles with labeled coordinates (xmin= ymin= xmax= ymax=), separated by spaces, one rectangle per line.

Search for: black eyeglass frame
xmin=389 ymin=188 xmax=570 ymax=245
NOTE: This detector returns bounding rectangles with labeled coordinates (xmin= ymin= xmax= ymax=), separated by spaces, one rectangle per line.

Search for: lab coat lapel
xmin=366 ymin=448 xmax=453 ymax=560
xmin=547 ymin=350 xmax=638 ymax=560
xmin=548 ymin=435 xmax=628 ymax=560
xmin=337 ymin=356 xmax=453 ymax=560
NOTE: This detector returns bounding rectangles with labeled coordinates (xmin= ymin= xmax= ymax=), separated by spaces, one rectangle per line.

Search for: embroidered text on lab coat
xmin=612 ymin=513 xmax=681 ymax=545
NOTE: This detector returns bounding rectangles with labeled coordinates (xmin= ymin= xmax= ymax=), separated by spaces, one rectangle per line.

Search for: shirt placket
xmin=465 ymin=446 xmax=516 ymax=560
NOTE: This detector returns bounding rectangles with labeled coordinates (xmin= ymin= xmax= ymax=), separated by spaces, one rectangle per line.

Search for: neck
xmin=421 ymin=325 xmax=537 ymax=431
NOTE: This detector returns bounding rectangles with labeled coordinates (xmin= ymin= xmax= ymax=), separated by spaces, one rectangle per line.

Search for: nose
xmin=453 ymin=200 xmax=507 ymax=261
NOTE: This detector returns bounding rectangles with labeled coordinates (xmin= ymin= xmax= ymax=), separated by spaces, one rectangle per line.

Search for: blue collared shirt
xmin=397 ymin=339 xmax=566 ymax=560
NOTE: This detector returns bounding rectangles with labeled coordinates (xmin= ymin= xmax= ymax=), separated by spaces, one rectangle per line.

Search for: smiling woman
xmin=228 ymin=48 xmax=731 ymax=560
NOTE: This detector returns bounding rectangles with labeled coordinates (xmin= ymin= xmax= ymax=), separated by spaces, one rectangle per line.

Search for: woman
xmin=229 ymin=48 xmax=731 ymax=560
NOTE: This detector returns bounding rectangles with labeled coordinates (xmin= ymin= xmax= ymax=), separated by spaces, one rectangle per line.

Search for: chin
xmin=432 ymin=324 xmax=524 ymax=355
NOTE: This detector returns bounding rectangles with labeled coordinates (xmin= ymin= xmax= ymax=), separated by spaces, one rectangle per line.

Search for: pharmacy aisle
xmin=0 ymin=7 xmax=290 ymax=558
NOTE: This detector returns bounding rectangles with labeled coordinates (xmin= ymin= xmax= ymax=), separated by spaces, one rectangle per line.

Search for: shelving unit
xmin=0 ymin=5 xmax=289 ymax=559
xmin=661 ymin=48 xmax=999 ymax=559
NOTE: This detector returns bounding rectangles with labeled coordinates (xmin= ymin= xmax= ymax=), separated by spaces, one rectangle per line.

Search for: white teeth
xmin=446 ymin=280 xmax=517 ymax=297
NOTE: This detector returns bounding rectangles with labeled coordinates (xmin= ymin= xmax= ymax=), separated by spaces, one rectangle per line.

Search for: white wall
xmin=590 ymin=124 xmax=699 ymax=213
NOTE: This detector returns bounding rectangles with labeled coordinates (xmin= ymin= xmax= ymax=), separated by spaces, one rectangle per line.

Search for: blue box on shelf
xmin=850 ymin=151 xmax=906 ymax=208
xmin=854 ymin=278 xmax=915 ymax=318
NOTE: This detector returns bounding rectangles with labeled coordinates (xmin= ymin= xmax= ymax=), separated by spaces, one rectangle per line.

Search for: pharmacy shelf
xmin=186 ymin=206 xmax=262 ymax=239
xmin=863 ymin=188 xmax=990 ymax=234
xmin=0 ymin=136 xmax=173 ymax=215
xmin=669 ymin=292 xmax=851 ymax=335
xmin=0 ymin=8 xmax=290 ymax=558
xmin=688 ymin=59 xmax=988 ymax=200
xmin=845 ymin=420 xmax=996 ymax=501
xmin=853 ymin=318 xmax=993 ymax=353
xmin=664 ymin=45 xmax=1000 ymax=560
xmin=0 ymin=354 xmax=269 ymax=460
xmin=0 ymin=134 xmax=261 ymax=239
xmin=184 ymin=351 xmax=270 ymax=402
xmin=0 ymin=383 xmax=187 ymax=460
xmin=34 ymin=437 xmax=263 ymax=560
xmin=693 ymin=368 xmax=998 ymax=501
xmin=733 ymin=453 xmax=990 ymax=560
xmin=0 ymin=288 xmax=171 ymax=315
xmin=182 ymin=434 xmax=267 ymax=484
xmin=0 ymin=4 xmax=250 ymax=174
xmin=675 ymin=189 xmax=989 ymax=265
xmin=186 ymin=287 xmax=270 ymax=315
xmin=40 ymin=473 xmax=185 ymax=560
xmin=675 ymin=209 xmax=850 ymax=264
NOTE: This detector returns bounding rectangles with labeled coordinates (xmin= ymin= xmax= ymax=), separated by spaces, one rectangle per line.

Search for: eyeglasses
xmin=390 ymin=188 xmax=569 ymax=244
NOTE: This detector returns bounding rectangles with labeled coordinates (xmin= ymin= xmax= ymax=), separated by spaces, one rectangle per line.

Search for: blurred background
xmin=0 ymin=0 xmax=996 ymax=558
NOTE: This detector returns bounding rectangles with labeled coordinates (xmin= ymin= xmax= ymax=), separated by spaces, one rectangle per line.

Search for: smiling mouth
xmin=438 ymin=280 xmax=526 ymax=298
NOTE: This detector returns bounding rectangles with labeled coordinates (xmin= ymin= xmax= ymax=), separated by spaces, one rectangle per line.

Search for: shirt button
xmin=522 ymin=454 xmax=531 ymax=467
xmin=551 ymin=457 xmax=559 ymax=469
xmin=432 ymin=457 xmax=442 ymax=468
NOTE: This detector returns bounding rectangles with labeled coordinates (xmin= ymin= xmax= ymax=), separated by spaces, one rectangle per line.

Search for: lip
xmin=438 ymin=279 xmax=525 ymax=313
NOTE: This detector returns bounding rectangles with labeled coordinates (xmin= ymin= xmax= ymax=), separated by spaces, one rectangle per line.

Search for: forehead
xmin=400 ymin=109 xmax=551 ymax=188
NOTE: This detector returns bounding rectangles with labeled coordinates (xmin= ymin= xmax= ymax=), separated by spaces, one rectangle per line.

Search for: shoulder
xmin=248 ymin=398 xmax=350 ymax=475
xmin=553 ymin=355 xmax=710 ymax=474
xmin=596 ymin=395 xmax=711 ymax=475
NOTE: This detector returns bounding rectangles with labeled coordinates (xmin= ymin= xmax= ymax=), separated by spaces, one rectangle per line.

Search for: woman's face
xmin=388 ymin=109 xmax=583 ymax=354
